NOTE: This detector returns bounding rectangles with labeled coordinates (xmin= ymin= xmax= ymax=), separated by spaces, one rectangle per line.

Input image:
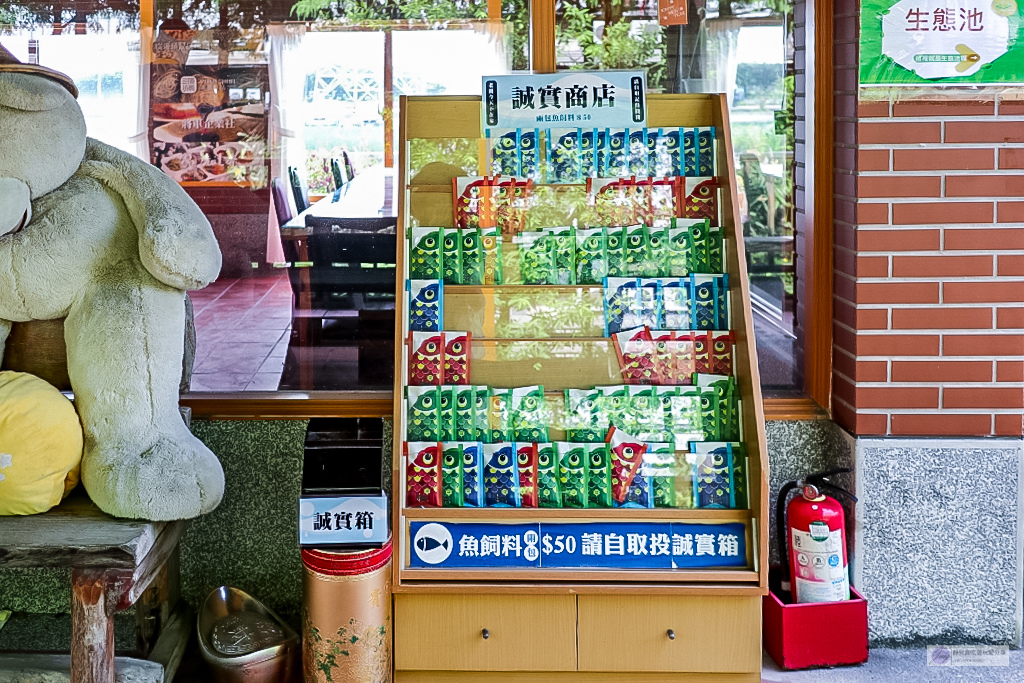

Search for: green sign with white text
xmin=861 ymin=0 xmax=1024 ymax=85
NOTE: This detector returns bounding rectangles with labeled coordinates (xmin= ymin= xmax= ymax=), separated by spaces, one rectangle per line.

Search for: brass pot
xmin=198 ymin=586 xmax=299 ymax=683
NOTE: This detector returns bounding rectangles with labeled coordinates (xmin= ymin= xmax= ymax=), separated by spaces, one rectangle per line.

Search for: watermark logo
xmin=927 ymin=645 xmax=1009 ymax=667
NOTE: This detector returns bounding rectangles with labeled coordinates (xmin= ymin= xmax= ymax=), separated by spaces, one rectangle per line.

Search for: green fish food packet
xmin=565 ymin=388 xmax=606 ymax=442
xmin=474 ymin=386 xmax=491 ymax=442
xmin=697 ymin=385 xmax=719 ymax=441
xmin=605 ymin=226 xmax=627 ymax=277
xmin=516 ymin=230 xmax=554 ymax=285
xmin=697 ymin=374 xmax=737 ymax=441
xmin=547 ymin=128 xmax=582 ymax=184
xmin=707 ymin=226 xmax=724 ymax=273
xmin=575 ymin=227 xmax=608 ymax=285
xmin=646 ymin=225 xmax=669 ymax=278
xmin=622 ymin=223 xmax=649 ymax=277
xmin=441 ymin=227 xmax=463 ymax=285
xmin=454 ymin=385 xmax=477 ymax=441
xmin=536 ymin=443 xmax=562 ymax=507
xmin=599 ymin=385 xmax=630 ymax=431
xmin=409 ymin=227 xmax=442 ymax=279
xmin=644 ymin=443 xmax=687 ymax=508
xmin=438 ymin=385 xmax=456 ymax=441
xmin=729 ymin=444 xmax=748 ymax=509
xmin=628 ymin=386 xmax=664 ymax=442
xmin=586 ymin=443 xmax=613 ymax=508
xmin=406 ymin=385 xmax=440 ymax=441
xmin=545 ymin=226 xmax=576 ymax=285
xmin=687 ymin=220 xmax=712 ymax=273
xmin=460 ymin=228 xmax=484 ymax=285
xmin=488 ymin=387 xmax=512 ymax=442
xmin=670 ymin=390 xmax=704 ymax=450
xmin=511 ymin=385 xmax=549 ymax=442
xmin=667 ymin=225 xmax=692 ymax=277
xmin=654 ymin=385 xmax=679 ymax=443
xmin=481 ymin=227 xmax=503 ymax=284
xmin=441 ymin=443 xmax=465 ymax=507
xmin=557 ymin=442 xmax=589 ymax=508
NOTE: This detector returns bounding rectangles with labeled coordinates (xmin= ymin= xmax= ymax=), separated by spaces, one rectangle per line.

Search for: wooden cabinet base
xmin=396 ymin=673 xmax=760 ymax=682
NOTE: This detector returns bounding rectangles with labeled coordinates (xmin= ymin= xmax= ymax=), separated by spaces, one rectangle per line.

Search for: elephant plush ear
xmin=82 ymin=138 xmax=222 ymax=291
xmin=0 ymin=72 xmax=70 ymax=112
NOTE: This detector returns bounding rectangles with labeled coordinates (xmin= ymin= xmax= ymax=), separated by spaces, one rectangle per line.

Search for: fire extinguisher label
xmin=791 ymin=526 xmax=849 ymax=603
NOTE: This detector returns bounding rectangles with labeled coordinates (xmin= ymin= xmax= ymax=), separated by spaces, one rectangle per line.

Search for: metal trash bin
xmin=198 ymin=585 xmax=299 ymax=682
xmin=301 ymin=540 xmax=392 ymax=683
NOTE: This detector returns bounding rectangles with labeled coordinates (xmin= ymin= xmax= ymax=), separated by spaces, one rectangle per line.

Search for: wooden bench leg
xmin=71 ymin=567 xmax=115 ymax=683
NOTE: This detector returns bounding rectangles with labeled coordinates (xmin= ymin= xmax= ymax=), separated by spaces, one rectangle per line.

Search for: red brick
xmin=858 ymin=101 xmax=891 ymax=117
xmin=859 ymin=121 xmax=941 ymax=144
xmin=890 ymin=413 xmax=992 ymax=436
xmin=855 ymin=412 xmax=889 ymax=436
xmin=834 ymin=321 xmax=856 ymax=354
xmin=834 ymin=298 xmax=856 ymax=328
xmin=859 ymin=175 xmax=941 ymax=199
xmin=893 ymin=202 xmax=993 ymax=225
xmin=858 ymin=229 xmax=940 ymax=252
xmin=834 ymin=247 xmax=856 ymax=277
xmin=998 ymin=202 xmax=1024 ymax=223
xmin=858 ymin=202 xmax=890 ymax=225
xmin=946 ymin=121 xmax=1024 ymax=144
xmin=946 ymin=176 xmax=1024 ymax=198
xmin=857 ymin=282 xmax=939 ymax=304
xmin=999 ymin=149 xmax=1024 ymax=170
xmin=834 ymin=272 xmax=855 ymax=301
xmin=832 ymin=348 xmax=857 ymax=382
xmin=998 ymin=308 xmax=1024 ymax=328
xmin=858 ymin=149 xmax=890 ymax=172
xmin=997 ymin=361 xmax=1024 ymax=382
xmin=945 ymin=228 xmax=1024 ymax=250
xmin=998 ymin=255 xmax=1024 ymax=276
xmin=836 ymin=146 xmax=857 ymax=172
xmin=1000 ymin=98 xmax=1024 ymax=116
xmin=943 ymin=334 xmax=1024 ymax=356
xmin=832 ymin=373 xmax=856 ymax=406
xmin=893 ymin=99 xmax=995 ymax=117
xmin=945 ymin=281 xmax=1024 ymax=303
xmin=858 ymin=361 xmax=889 ymax=382
xmin=830 ymin=397 xmax=857 ymax=434
xmin=836 ymin=199 xmax=858 ymax=225
xmin=836 ymin=172 xmax=857 ymax=198
xmin=893 ymin=148 xmax=995 ymax=171
xmin=945 ymin=387 xmax=1024 ymax=409
xmin=835 ymin=222 xmax=856 ymax=250
xmin=892 ymin=307 xmax=992 ymax=330
xmin=995 ymin=413 xmax=1024 ymax=436
xmin=857 ymin=334 xmax=940 ymax=356
xmin=857 ymin=387 xmax=939 ymax=409
xmin=858 ymin=308 xmax=889 ymax=330
xmin=892 ymin=255 xmax=992 ymax=278
xmin=858 ymin=255 xmax=889 ymax=277
xmin=891 ymin=360 xmax=992 ymax=382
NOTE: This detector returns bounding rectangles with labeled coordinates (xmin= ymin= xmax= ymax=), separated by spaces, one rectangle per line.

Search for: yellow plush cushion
xmin=0 ymin=371 xmax=83 ymax=515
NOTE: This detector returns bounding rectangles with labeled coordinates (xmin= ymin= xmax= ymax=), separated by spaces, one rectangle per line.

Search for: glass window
xmin=556 ymin=1 xmax=800 ymax=393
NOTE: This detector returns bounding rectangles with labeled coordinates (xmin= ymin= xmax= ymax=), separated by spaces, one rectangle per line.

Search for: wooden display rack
xmin=391 ymin=94 xmax=767 ymax=682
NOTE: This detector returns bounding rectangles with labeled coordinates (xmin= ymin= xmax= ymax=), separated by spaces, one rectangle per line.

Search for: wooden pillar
xmin=71 ymin=568 xmax=114 ymax=683
xmin=530 ymin=0 xmax=556 ymax=73
xmin=384 ymin=30 xmax=394 ymax=168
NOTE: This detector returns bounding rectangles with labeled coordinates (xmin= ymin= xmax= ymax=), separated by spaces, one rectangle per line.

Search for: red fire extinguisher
xmin=776 ymin=469 xmax=857 ymax=604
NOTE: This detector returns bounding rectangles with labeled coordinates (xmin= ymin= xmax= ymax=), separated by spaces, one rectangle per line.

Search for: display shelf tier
xmin=398 ymin=569 xmax=761 ymax=584
xmin=391 ymin=581 xmax=766 ymax=596
xmin=402 ymin=508 xmax=750 ymax=521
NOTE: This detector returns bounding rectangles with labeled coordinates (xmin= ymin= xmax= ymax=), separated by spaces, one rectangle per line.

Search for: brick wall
xmin=832 ymin=75 xmax=1024 ymax=435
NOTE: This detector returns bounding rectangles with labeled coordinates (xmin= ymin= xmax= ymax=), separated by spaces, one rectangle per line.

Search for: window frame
xmin=167 ymin=0 xmax=833 ymax=421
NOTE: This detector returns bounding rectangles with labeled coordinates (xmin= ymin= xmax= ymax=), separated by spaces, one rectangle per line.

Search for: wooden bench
xmin=0 ymin=491 xmax=190 ymax=683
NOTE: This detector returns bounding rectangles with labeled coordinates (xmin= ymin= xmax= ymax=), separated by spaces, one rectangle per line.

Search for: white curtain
xmin=265 ymin=22 xmax=308 ymax=264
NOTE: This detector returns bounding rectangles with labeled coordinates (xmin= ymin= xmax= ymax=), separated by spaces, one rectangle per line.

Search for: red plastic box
xmin=763 ymin=577 xmax=868 ymax=670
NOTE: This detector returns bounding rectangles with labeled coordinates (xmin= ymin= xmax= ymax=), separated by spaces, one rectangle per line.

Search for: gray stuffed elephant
xmin=0 ymin=44 xmax=224 ymax=520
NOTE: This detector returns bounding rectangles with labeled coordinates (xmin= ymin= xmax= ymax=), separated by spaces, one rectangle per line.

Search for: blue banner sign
xmin=299 ymin=494 xmax=389 ymax=546
xmin=408 ymin=520 xmax=747 ymax=570
xmin=482 ymin=71 xmax=647 ymax=132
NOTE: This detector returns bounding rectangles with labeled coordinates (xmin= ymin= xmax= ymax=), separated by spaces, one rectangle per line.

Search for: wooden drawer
xmin=577 ymin=595 xmax=761 ymax=673
xmin=394 ymin=594 xmax=577 ymax=671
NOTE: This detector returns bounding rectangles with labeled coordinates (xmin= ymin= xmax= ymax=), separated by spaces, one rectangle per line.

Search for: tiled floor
xmin=187 ymin=273 xmax=395 ymax=393
xmin=188 ymin=274 xmax=293 ymax=392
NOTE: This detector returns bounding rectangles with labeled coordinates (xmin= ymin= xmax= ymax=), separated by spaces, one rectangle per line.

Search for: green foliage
xmin=735 ymin=62 xmax=784 ymax=101
xmin=558 ymin=3 xmax=666 ymax=89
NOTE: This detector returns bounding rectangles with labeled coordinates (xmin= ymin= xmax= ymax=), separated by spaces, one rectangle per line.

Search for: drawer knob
xmin=482 ymin=628 xmax=490 ymax=640
xmin=667 ymin=629 xmax=676 ymax=640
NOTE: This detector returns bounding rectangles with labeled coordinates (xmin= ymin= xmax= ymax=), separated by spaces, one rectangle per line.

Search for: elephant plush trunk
xmin=0 ymin=177 xmax=31 ymax=236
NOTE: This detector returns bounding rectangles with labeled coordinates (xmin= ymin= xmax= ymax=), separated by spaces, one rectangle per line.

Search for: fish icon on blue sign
xmin=413 ymin=523 xmax=453 ymax=565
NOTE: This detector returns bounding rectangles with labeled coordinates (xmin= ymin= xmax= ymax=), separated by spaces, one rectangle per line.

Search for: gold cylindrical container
xmin=302 ymin=540 xmax=392 ymax=683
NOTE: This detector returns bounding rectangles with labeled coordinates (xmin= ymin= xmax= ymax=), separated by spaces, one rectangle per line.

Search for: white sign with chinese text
xmin=299 ymin=494 xmax=388 ymax=546
xmin=482 ymin=71 xmax=647 ymax=132
xmin=881 ymin=0 xmax=1011 ymax=79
